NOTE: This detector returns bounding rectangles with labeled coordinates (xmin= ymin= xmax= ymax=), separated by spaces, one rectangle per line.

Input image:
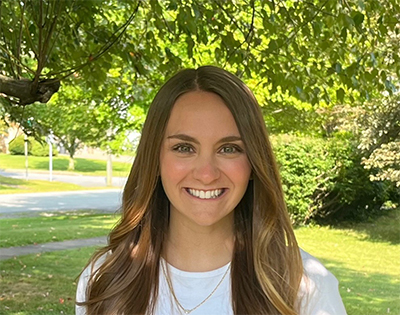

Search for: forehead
xmin=165 ymin=91 xmax=240 ymax=137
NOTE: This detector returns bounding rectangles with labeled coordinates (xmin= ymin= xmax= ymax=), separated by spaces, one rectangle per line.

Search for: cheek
xmin=222 ymin=158 xmax=252 ymax=184
xmin=160 ymin=154 xmax=191 ymax=184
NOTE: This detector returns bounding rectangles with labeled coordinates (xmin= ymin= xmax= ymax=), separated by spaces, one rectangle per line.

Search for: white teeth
xmin=188 ymin=189 xmax=223 ymax=199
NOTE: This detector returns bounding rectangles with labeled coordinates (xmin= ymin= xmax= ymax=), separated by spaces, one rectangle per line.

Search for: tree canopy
xmin=1 ymin=0 xmax=399 ymax=135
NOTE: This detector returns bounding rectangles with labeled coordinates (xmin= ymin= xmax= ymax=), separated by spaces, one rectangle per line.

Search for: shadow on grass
xmin=0 ymin=175 xmax=25 ymax=185
xmin=34 ymin=158 xmax=106 ymax=173
xmin=74 ymin=158 xmax=107 ymax=173
xmin=318 ymin=258 xmax=399 ymax=315
xmin=333 ymin=209 xmax=400 ymax=245
xmin=34 ymin=158 xmax=69 ymax=171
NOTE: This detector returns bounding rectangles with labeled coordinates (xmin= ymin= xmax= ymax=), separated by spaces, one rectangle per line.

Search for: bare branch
xmin=0 ymin=0 xmax=17 ymax=78
xmin=21 ymin=9 xmax=39 ymax=59
xmin=213 ymin=0 xmax=248 ymax=39
xmin=46 ymin=0 xmax=75 ymax=65
xmin=41 ymin=6 xmax=60 ymax=67
xmin=224 ymin=0 xmax=256 ymax=68
xmin=0 ymin=49 xmax=36 ymax=76
xmin=16 ymin=0 xmax=26 ymax=78
xmin=32 ymin=0 xmax=44 ymax=90
xmin=284 ymin=0 xmax=330 ymax=46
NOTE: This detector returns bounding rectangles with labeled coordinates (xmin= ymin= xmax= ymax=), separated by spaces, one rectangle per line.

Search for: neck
xmin=164 ymin=213 xmax=235 ymax=272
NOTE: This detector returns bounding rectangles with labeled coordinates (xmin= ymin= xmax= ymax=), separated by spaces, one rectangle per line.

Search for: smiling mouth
xmin=186 ymin=188 xmax=225 ymax=200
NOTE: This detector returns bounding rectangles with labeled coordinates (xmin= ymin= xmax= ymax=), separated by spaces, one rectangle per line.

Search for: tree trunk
xmin=0 ymin=75 xmax=60 ymax=105
xmin=68 ymin=155 xmax=75 ymax=171
xmin=66 ymin=141 xmax=78 ymax=171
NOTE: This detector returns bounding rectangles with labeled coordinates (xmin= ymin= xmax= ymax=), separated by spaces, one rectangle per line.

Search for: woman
xmin=76 ymin=66 xmax=346 ymax=314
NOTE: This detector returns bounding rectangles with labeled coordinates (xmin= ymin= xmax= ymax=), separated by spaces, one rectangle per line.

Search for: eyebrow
xmin=167 ymin=134 xmax=243 ymax=145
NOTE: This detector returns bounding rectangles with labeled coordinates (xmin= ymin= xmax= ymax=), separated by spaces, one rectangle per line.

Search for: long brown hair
xmin=79 ymin=66 xmax=303 ymax=314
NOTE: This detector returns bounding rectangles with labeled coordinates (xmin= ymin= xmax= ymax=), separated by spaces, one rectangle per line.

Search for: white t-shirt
xmin=76 ymin=249 xmax=347 ymax=315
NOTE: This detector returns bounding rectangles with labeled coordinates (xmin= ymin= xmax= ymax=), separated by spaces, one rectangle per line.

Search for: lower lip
xmin=184 ymin=188 xmax=226 ymax=201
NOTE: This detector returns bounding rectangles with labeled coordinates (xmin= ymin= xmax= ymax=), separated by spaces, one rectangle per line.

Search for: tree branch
xmin=225 ymin=0 xmax=256 ymax=67
xmin=16 ymin=0 xmax=26 ymax=78
xmin=0 ymin=51 xmax=36 ymax=76
xmin=32 ymin=0 xmax=44 ymax=91
xmin=22 ymin=9 xmax=39 ymax=59
xmin=46 ymin=0 xmax=73 ymax=66
xmin=55 ymin=1 xmax=141 ymax=80
xmin=41 ymin=7 xmax=59 ymax=68
xmin=0 ymin=75 xmax=60 ymax=105
xmin=284 ymin=0 xmax=330 ymax=46
xmin=0 ymin=1 xmax=17 ymax=78
xmin=213 ymin=0 xmax=248 ymax=39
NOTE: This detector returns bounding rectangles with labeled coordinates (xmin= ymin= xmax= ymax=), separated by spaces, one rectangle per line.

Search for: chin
xmin=189 ymin=212 xmax=234 ymax=228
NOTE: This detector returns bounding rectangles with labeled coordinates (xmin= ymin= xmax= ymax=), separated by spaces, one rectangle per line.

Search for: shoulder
xmin=76 ymin=252 xmax=109 ymax=315
xmin=298 ymin=249 xmax=347 ymax=315
xmin=300 ymin=249 xmax=337 ymax=287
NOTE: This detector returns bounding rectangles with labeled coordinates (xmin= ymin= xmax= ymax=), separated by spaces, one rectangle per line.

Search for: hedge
xmin=271 ymin=135 xmax=398 ymax=224
xmin=8 ymin=135 xmax=58 ymax=157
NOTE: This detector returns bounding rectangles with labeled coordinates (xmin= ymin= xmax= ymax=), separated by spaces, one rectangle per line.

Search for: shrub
xmin=272 ymin=135 xmax=333 ymax=224
xmin=272 ymin=134 xmax=398 ymax=225
xmin=311 ymin=137 xmax=397 ymax=223
xmin=8 ymin=135 xmax=58 ymax=156
xmin=31 ymin=140 xmax=58 ymax=157
xmin=8 ymin=135 xmax=30 ymax=155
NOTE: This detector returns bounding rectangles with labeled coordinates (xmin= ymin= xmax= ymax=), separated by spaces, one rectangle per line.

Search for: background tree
xmin=25 ymin=84 xmax=110 ymax=170
xmin=359 ymin=95 xmax=400 ymax=187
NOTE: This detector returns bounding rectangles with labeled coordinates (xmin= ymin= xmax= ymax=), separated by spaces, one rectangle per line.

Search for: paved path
xmin=0 ymin=169 xmax=127 ymax=187
xmin=0 ymin=172 xmax=122 ymax=259
xmin=0 ymin=189 xmax=122 ymax=215
xmin=0 ymin=236 xmax=107 ymax=261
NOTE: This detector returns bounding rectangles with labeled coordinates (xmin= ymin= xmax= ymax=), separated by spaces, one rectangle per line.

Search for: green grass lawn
xmin=0 ymin=246 xmax=96 ymax=315
xmin=0 ymin=154 xmax=132 ymax=177
xmin=0 ymin=175 xmax=106 ymax=194
xmin=0 ymin=210 xmax=399 ymax=315
xmin=0 ymin=212 xmax=119 ymax=247
xmin=295 ymin=209 xmax=400 ymax=315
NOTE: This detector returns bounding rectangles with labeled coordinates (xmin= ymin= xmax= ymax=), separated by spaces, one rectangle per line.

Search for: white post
xmin=48 ymin=131 xmax=53 ymax=182
xmin=107 ymin=147 xmax=112 ymax=186
xmin=24 ymin=134 xmax=28 ymax=180
xmin=106 ymin=128 xmax=112 ymax=186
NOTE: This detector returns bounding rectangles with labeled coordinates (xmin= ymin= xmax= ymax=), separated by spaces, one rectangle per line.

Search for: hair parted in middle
xmin=83 ymin=65 xmax=303 ymax=315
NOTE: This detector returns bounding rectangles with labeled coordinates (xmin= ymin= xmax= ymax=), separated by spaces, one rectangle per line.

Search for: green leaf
xmin=352 ymin=12 xmax=364 ymax=26
xmin=336 ymin=88 xmax=345 ymax=103
xmin=312 ymin=21 xmax=322 ymax=37
xmin=186 ymin=36 xmax=195 ymax=59
xmin=335 ymin=63 xmax=342 ymax=74
xmin=29 ymin=23 xmax=36 ymax=35
xmin=340 ymin=27 xmax=347 ymax=42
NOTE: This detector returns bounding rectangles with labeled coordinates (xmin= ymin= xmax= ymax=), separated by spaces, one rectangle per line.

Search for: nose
xmin=192 ymin=154 xmax=221 ymax=184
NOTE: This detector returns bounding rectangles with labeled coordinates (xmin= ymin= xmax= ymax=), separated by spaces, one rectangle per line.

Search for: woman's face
xmin=159 ymin=91 xmax=252 ymax=229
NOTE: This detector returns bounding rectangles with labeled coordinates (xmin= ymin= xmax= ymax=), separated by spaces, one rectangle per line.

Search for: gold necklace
xmin=161 ymin=259 xmax=231 ymax=314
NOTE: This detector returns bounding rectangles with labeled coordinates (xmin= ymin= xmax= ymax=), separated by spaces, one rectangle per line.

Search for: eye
xmin=172 ymin=143 xmax=195 ymax=154
xmin=219 ymin=144 xmax=243 ymax=154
